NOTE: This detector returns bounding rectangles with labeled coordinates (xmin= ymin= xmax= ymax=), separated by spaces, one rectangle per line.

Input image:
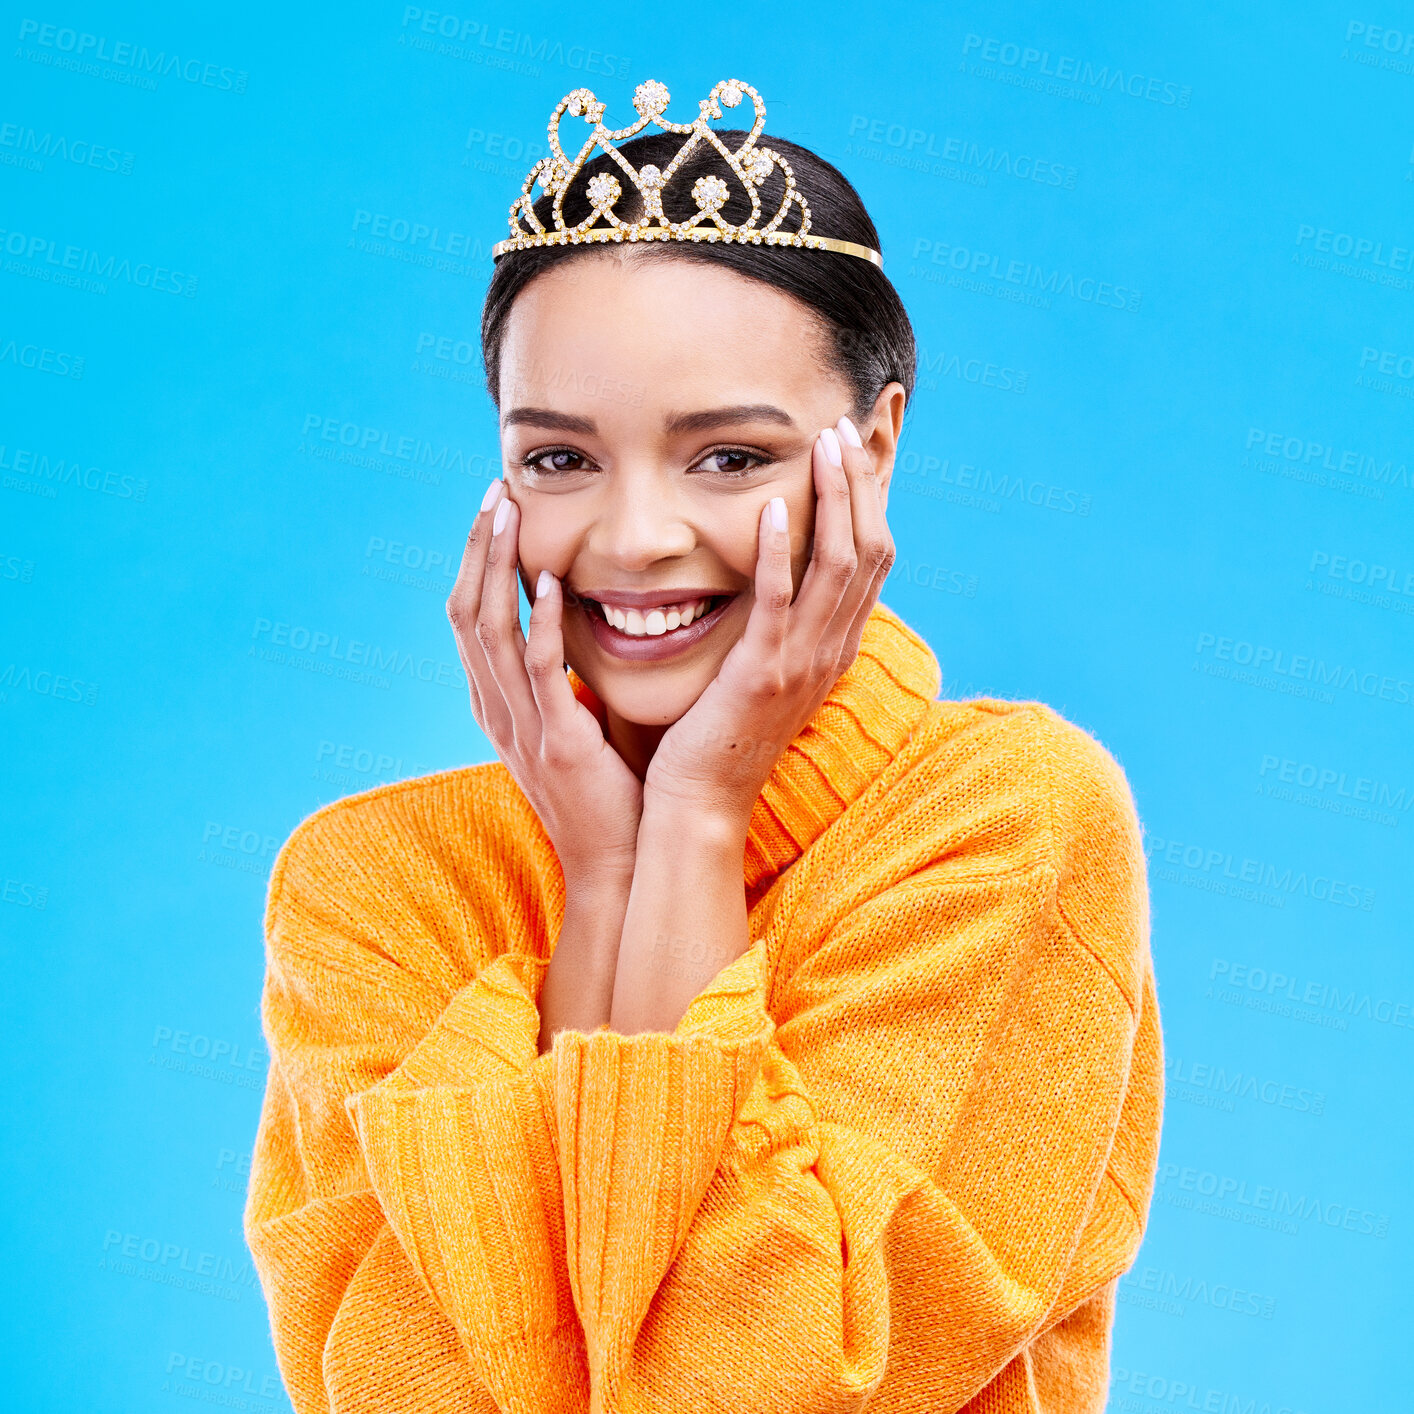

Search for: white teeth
xmin=599 ymin=597 xmax=717 ymax=637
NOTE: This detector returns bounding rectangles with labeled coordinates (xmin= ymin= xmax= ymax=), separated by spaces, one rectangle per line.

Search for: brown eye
xmin=697 ymin=448 xmax=767 ymax=477
xmin=523 ymin=447 xmax=590 ymax=474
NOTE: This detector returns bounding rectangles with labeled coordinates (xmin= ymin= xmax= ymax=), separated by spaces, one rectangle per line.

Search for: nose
xmin=586 ymin=463 xmax=696 ymax=569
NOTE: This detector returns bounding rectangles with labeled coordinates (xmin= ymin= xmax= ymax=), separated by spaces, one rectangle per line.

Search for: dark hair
xmin=479 ymin=128 xmax=915 ymax=422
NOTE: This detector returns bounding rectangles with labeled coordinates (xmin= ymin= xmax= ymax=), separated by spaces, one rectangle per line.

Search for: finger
xmin=447 ymin=477 xmax=508 ymax=731
xmin=522 ymin=568 xmax=585 ymax=746
xmin=834 ymin=414 xmax=895 ymax=656
xmin=476 ymin=493 xmax=539 ymax=740
xmin=791 ymin=425 xmax=859 ymax=649
xmin=736 ymin=495 xmax=794 ymax=666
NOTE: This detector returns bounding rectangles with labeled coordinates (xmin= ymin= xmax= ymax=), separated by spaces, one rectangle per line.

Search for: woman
xmin=245 ymin=80 xmax=1164 ymax=1414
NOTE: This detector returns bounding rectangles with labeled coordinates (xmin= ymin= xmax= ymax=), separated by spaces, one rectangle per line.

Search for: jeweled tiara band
xmin=490 ymin=78 xmax=884 ymax=269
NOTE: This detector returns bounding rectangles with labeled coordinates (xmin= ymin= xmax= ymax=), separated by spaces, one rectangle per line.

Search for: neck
xmin=605 ymin=709 xmax=670 ymax=783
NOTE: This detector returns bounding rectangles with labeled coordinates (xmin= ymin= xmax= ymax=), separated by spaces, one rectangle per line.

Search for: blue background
xmin=2 ymin=2 xmax=1411 ymax=1410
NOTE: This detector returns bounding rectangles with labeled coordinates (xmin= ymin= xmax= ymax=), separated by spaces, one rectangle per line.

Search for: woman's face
xmin=496 ymin=250 xmax=900 ymax=740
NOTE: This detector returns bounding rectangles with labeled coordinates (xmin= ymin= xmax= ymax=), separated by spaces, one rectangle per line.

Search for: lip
xmin=568 ymin=586 xmax=735 ymax=611
xmin=581 ymin=593 xmax=738 ymax=662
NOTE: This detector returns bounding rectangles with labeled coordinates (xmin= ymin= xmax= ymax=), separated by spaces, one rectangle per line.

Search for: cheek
xmin=787 ymin=483 xmax=819 ymax=585
xmin=512 ymin=500 xmax=576 ymax=575
xmin=711 ymin=500 xmax=777 ymax=582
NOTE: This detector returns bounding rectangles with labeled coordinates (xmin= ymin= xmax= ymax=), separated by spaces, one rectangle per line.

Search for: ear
xmin=860 ymin=382 xmax=907 ymax=515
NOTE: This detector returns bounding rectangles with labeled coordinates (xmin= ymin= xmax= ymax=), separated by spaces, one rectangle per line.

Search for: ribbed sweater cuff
xmin=368 ymin=951 xmax=547 ymax=1096
xmin=344 ymin=943 xmax=776 ymax=1400
xmin=346 ymin=1051 xmax=579 ymax=1377
xmin=547 ymin=940 xmax=776 ymax=1391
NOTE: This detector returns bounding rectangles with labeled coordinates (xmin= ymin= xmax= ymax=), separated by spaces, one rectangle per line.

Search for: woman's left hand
xmin=642 ymin=416 xmax=895 ymax=828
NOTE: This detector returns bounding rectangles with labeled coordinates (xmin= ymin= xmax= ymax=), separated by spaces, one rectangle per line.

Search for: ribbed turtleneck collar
xmin=567 ymin=600 xmax=942 ymax=897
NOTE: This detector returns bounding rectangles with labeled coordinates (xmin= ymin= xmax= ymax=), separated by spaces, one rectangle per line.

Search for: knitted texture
xmin=244 ymin=599 xmax=1164 ymax=1414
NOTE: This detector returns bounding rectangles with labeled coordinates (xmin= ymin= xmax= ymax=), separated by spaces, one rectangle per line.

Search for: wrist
xmin=561 ymin=851 xmax=637 ymax=897
xmin=638 ymin=793 xmax=750 ymax=852
xmin=562 ymin=872 xmax=635 ymax=924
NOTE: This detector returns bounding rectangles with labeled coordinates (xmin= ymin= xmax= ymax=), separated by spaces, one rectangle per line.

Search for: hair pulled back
xmin=480 ymin=128 xmax=916 ymax=422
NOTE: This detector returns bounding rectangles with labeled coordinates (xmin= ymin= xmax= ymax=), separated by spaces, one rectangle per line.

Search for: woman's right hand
xmin=447 ymin=478 xmax=645 ymax=891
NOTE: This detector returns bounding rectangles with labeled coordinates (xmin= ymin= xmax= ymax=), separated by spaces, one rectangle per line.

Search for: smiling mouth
xmin=579 ymin=594 xmax=734 ymax=638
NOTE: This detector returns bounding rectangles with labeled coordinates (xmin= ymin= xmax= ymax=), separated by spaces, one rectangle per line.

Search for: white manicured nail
xmin=838 ymin=416 xmax=863 ymax=448
xmin=536 ymin=569 xmax=552 ymax=598
xmin=492 ymin=497 xmax=511 ymax=535
xmin=768 ymin=496 xmax=787 ymax=531
xmin=481 ymin=477 xmax=503 ymax=512
xmin=819 ymin=426 xmax=842 ymax=466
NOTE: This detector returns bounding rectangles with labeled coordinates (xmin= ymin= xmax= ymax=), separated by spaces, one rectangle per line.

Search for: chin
xmin=593 ymin=673 xmax=711 ymax=728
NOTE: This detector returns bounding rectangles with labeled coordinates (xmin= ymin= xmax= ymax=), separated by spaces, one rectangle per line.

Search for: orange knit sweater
xmin=244 ymin=600 xmax=1163 ymax=1414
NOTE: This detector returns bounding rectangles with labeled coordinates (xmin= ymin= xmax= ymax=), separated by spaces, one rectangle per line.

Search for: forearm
xmin=537 ymin=874 xmax=634 ymax=1055
xmin=609 ymin=802 xmax=752 ymax=1035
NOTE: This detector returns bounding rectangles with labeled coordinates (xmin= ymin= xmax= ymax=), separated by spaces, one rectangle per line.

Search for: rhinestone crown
xmin=490 ymin=78 xmax=883 ymax=268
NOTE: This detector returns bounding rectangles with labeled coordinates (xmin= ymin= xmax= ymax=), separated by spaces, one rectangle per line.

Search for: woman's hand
xmin=642 ymin=416 xmax=895 ymax=828
xmin=447 ymin=479 xmax=645 ymax=889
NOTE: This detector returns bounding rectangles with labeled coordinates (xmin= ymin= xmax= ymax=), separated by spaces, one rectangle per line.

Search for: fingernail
xmin=837 ymin=416 xmax=863 ymax=449
xmin=480 ymin=477 xmax=503 ymax=512
xmin=492 ymin=497 xmax=511 ymax=535
xmin=819 ymin=426 xmax=842 ymax=466
xmin=536 ymin=568 xmax=552 ymax=599
xmin=768 ymin=496 xmax=787 ymax=531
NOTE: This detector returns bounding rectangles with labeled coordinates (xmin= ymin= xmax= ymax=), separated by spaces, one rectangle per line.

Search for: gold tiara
xmin=490 ymin=78 xmax=883 ymax=268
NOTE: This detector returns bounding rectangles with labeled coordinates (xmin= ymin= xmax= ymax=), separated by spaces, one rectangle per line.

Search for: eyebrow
xmin=666 ymin=404 xmax=797 ymax=435
xmin=502 ymin=407 xmax=596 ymax=434
xmin=501 ymin=404 xmax=797 ymax=435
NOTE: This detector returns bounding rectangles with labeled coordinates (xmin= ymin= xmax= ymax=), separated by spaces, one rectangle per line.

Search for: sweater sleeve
xmin=243 ymin=820 xmax=591 ymax=1414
